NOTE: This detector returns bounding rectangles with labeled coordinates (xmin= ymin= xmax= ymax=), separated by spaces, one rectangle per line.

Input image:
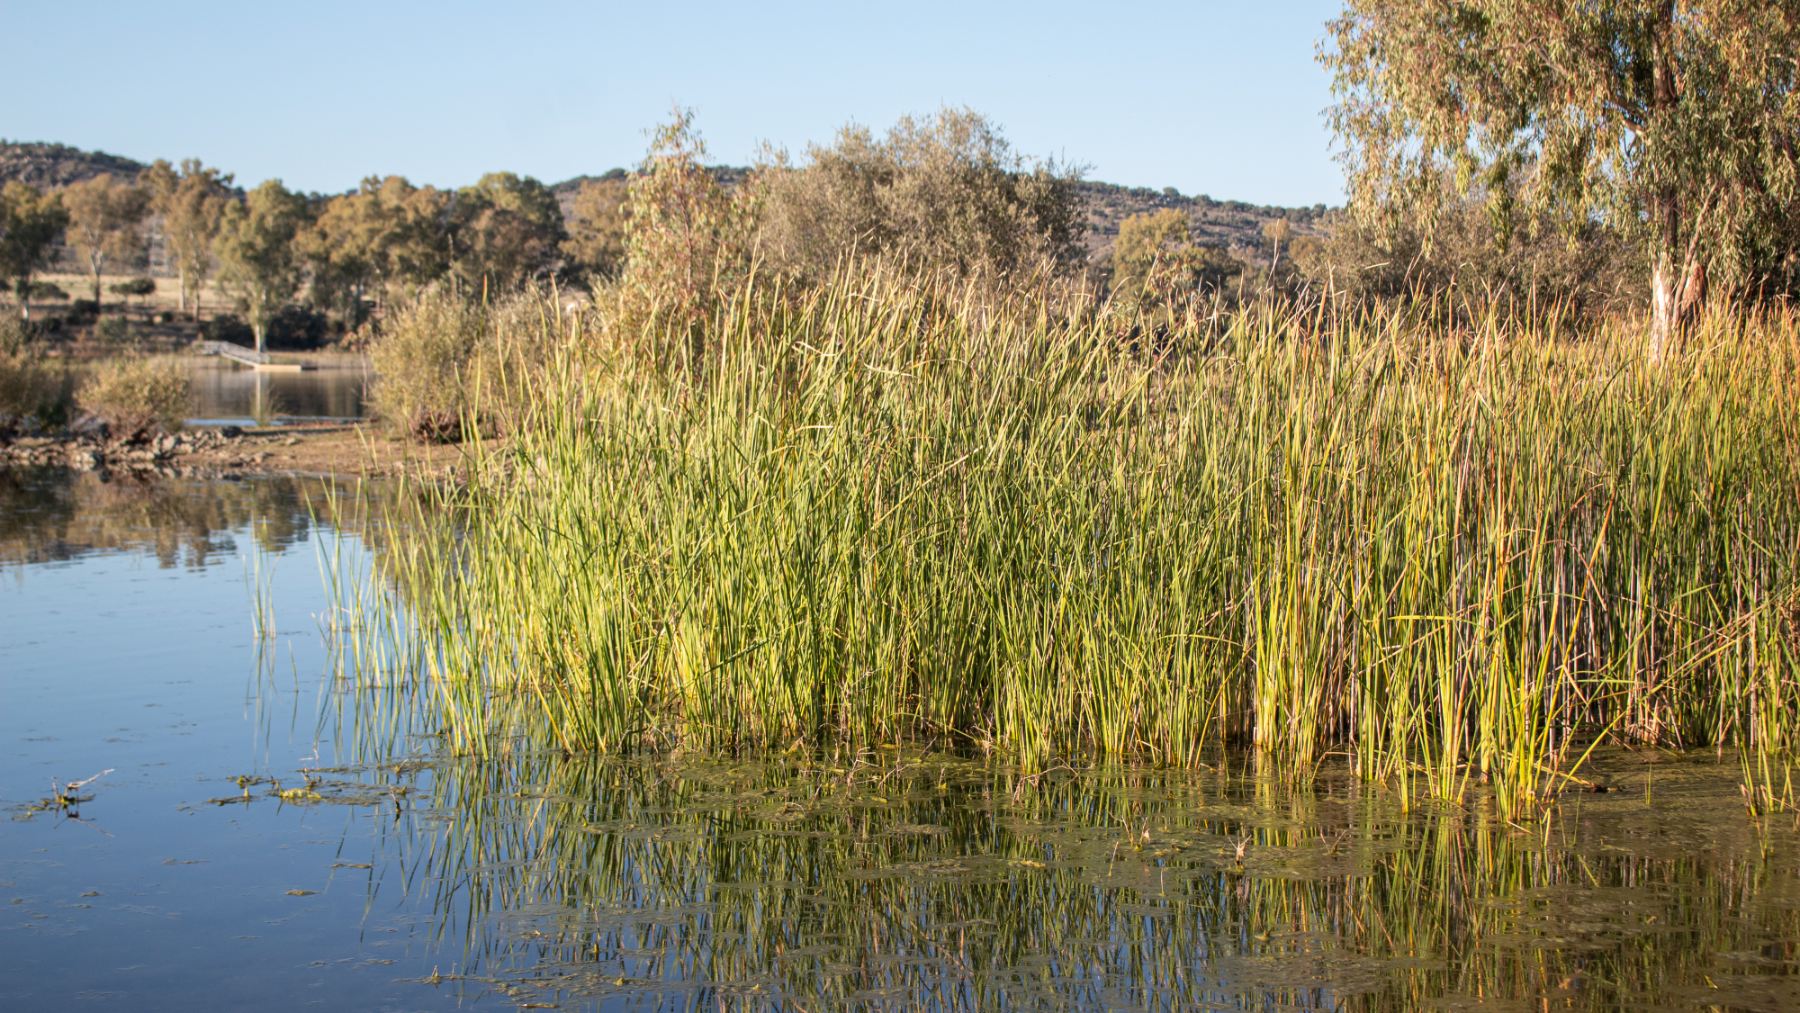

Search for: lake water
xmin=183 ymin=358 xmax=370 ymax=427
xmin=4 ymin=470 xmax=1800 ymax=1010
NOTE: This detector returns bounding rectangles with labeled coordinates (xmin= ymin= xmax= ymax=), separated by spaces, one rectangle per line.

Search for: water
xmin=4 ymin=470 xmax=1800 ymax=1010
xmin=183 ymin=357 xmax=370 ymax=427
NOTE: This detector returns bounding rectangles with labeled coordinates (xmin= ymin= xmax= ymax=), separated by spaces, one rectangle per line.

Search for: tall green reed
xmin=346 ymin=270 xmax=1800 ymax=817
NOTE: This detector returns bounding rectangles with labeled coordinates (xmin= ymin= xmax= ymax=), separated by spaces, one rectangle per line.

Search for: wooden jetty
xmin=195 ymin=340 xmax=309 ymax=372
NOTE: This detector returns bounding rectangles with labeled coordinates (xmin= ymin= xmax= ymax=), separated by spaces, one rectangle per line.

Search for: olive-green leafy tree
xmin=348 ymin=175 xmax=454 ymax=297
xmin=299 ymin=186 xmax=387 ymax=328
xmin=1111 ymin=209 xmax=1243 ymax=310
xmin=142 ymin=159 xmax=232 ymax=320
xmin=61 ymin=174 xmax=150 ymax=313
xmin=0 ymin=182 xmax=68 ymax=320
xmin=756 ymin=106 xmax=1084 ymax=282
xmin=623 ymin=109 xmax=758 ymax=350
xmin=561 ymin=173 xmax=630 ymax=282
xmin=1323 ymin=1 xmax=1800 ymax=354
xmin=213 ymin=180 xmax=310 ymax=354
xmin=451 ymin=172 xmax=564 ymax=294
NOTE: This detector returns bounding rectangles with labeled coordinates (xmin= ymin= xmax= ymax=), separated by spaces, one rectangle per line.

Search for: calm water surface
xmin=183 ymin=357 xmax=370 ymax=426
xmin=3 ymin=471 xmax=1799 ymax=1010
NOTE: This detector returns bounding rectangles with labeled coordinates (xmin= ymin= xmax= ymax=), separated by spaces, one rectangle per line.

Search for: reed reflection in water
xmin=328 ymin=747 xmax=1800 ymax=1011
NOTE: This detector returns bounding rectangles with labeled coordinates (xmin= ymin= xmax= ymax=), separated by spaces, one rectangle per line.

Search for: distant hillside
xmin=0 ymin=140 xmax=145 ymax=188
xmin=4 ymin=141 xmax=1329 ymax=263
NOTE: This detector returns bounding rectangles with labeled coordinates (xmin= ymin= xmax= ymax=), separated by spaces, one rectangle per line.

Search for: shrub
xmin=66 ymin=299 xmax=99 ymax=323
xmin=108 ymin=277 xmax=156 ymax=299
xmin=754 ymin=107 xmax=1084 ymax=284
xmin=368 ymin=290 xmax=488 ymax=442
xmin=0 ymin=315 xmax=38 ymax=355
xmin=265 ymin=305 xmax=330 ymax=349
xmin=95 ymin=316 xmax=132 ymax=345
xmin=26 ymin=281 xmax=68 ymax=301
xmin=0 ymin=352 xmax=73 ymax=434
xmin=78 ymin=357 xmax=189 ymax=441
xmin=368 ymin=288 xmax=565 ymax=442
xmin=201 ymin=315 xmax=254 ymax=346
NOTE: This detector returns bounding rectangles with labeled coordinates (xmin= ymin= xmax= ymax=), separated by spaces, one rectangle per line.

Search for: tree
xmin=756 ymin=107 xmax=1084 ymax=282
xmin=1111 ymin=209 xmax=1242 ymax=309
xmin=450 ymin=172 xmax=564 ymax=294
xmin=1112 ymin=209 xmax=1192 ymax=298
xmin=299 ymin=187 xmax=385 ymax=328
xmin=562 ymin=173 xmax=630 ymax=281
xmin=213 ymin=180 xmax=309 ymax=354
xmin=143 ymin=159 xmax=232 ymax=320
xmin=61 ymin=174 xmax=150 ymax=313
xmin=0 ymin=182 xmax=68 ymax=320
xmin=624 ymin=109 xmax=758 ymax=339
xmin=1324 ymin=2 xmax=1800 ymax=355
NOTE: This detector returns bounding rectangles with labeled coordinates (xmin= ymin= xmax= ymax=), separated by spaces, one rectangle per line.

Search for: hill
xmin=0 ymin=140 xmax=146 ymax=188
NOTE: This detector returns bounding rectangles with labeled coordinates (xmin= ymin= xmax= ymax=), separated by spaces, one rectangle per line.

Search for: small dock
xmin=196 ymin=340 xmax=309 ymax=372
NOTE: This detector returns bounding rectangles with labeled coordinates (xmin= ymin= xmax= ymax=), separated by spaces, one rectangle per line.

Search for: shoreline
xmin=0 ymin=421 xmax=468 ymax=481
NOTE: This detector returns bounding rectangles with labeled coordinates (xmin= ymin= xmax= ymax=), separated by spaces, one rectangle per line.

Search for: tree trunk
xmin=1649 ymin=250 xmax=1677 ymax=361
xmin=176 ymin=264 xmax=188 ymax=318
xmin=91 ymin=260 xmax=103 ymax=315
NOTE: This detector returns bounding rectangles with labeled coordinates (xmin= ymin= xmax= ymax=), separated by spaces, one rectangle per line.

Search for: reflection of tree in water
xmin=333 ymin=752 xmax=1800 ymax=1011
xmin=0 ymin=469 xmax=388 ymax=569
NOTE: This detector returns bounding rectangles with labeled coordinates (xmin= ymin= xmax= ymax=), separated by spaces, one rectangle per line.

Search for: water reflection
xmin=339 ymin=749 xmax=1800 ymax=1011
xmin=185 ymin=357 xmax=369 ymax=425
xmin=0 ymin=467 xmax=371 ymax=569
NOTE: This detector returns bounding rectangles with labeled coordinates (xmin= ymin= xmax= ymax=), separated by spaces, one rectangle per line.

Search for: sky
xmin=4 ymin=1 xmax=1345 ymax=207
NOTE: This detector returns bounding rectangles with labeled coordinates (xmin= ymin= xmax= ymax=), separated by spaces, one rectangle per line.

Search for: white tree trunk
xmin=1649 ymin=252 xmax=1676 ymax=362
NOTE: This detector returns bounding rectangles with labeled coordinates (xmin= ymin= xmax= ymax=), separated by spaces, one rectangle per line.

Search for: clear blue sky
xmin=5 ymin=1 xmax=1345 ymax=207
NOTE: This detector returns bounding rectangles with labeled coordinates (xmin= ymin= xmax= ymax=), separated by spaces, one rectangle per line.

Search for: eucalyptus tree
xmin=142 ymin=159 xmax=232 ymax=320
xmin=61 ymin=173 xmax=150 ymax=312
xmin=561 ymin=173 xmax=630 ymax=281
xmin=451 ymin=172 xmax=564 ymax=294
xmin=0 ymin=182 xmax=67 ymax=320
xmin=213 ymin=180 xmax=309 ymax=354
xmin=1323 ymin=1 xmax=1800 ymax=354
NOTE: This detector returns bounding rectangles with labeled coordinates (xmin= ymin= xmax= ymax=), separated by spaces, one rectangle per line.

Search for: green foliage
xmin=561 ymin=175 xmax=629 ymax=281
xmin=201 ymin=314 xmax=253 ymax=346
xmin=142 ymin=159 xmax=231 ymax=320
xmin=213 ymin=179 xmax=309 ymax=353
xmin=756 ymin=106 xmax=1083 ymax=282
xmin=351 ymin=269 xmax=1800 ymax=818
xmin=94 ymin=316 xmax=132 ymax=345
xmin=0 ymin=314 xmax=37 ymax=355
xmin=1297 ymin=191 xmax=1640 ymax=320
xmin=0 ymin=349 xmax=72 ymax=432
xmin=25 ymin=281 xmax=67 ymax=301
xmin=60 ymin=173 xmax=149 ymax=311
xmin=621 ymin=109 xmax=758 ymax=356
xmin=78 ymin=357 xmax=188 ymax=440
xmin=452 ymin=172 xmax=564 ymax=294
xmin=368 ymin=290 xmax=490 ymax=442
xmin=0 ymin=181 xmax=68 ymax=318
xmin=108 ymin=277 xmax=156 ymax=298
xmin=368 ymin=288 xmax=564 ymax=442
xmin=1324 ymin=2 xmax=1800 ymax=348
xmin=1110 ymin=209 xmax=1244 ymax=318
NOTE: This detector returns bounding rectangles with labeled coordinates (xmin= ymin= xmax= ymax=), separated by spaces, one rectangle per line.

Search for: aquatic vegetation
xmin=367 ymin=749 xmax=1800 ymax=1011
xmin=341 ymin=269 xmax=1800 ymax=818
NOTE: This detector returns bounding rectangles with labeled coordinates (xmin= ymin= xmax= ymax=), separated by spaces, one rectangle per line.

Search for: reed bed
xmin=353 ymin=269 xmax=1800 ymax=816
